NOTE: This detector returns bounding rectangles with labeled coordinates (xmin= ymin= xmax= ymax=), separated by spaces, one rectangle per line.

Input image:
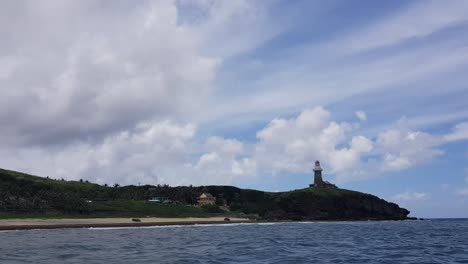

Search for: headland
xmin=0 ymin=165 xmax=411 ymax=228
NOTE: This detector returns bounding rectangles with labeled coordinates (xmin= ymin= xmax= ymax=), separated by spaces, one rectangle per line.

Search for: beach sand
xmin=0 ymin=217 xmax=253 ymax=230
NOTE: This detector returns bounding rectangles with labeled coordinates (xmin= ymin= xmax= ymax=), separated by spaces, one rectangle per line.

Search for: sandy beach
xmin=0 ymin=217 xmax=253 ymax=231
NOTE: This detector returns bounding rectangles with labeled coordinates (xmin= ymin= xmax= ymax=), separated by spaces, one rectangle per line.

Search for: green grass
xmin=0 ymin=168 xmax=103 ymax=192
xmin=0 ymin=213 xmax=74 ymax=220
xmin=0 ymin=201 xmax=220 ymax=219
xmin=90 ymin=200 xmax=208 ymax=217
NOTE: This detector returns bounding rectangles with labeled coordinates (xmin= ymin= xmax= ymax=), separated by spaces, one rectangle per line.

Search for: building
xmin=197 ymin=193 xmax=216 ymax=206
xmin=148 ymin=196 xmax=169 ymax=203
xmin=310 ymin=160 xmax=337 ymax=189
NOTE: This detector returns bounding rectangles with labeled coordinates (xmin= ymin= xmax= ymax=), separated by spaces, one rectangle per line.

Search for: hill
xmin=0 ymin=168 xmax=410 ymax=220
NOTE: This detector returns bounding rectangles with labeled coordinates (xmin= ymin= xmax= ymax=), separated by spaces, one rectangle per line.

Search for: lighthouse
xmin=313 ymin=160 xmax=324 ymax=188
xmin=310 ymin=160 xmax=337 ymax=189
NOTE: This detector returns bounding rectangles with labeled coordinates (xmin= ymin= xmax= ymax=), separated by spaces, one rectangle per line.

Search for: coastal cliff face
xmin=203 ymin=186 xmax=409 ymax=221
xmin=0 ymin=168 xmax=409 ymax=220
xmin=262 ymin=188 xmax=410 ymax=221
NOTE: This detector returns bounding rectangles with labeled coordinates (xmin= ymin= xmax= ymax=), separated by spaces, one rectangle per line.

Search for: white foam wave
xmin=87 ymin=222 xmax=288 ymax=231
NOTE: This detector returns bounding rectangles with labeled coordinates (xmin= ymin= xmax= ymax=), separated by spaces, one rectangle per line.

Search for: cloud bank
xmin=2 ymin=104 xmax=466 ymax=186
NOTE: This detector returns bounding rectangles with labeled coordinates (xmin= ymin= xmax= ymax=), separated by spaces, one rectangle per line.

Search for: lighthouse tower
xmin=313 ymin=160 xmax=324 ymax=187
xmin=309 ymin=160 xmax=337 ymax=189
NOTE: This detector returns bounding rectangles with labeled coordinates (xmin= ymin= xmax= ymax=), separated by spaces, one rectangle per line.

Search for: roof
xmin=199 ymin=193 xmax=214 ymax=198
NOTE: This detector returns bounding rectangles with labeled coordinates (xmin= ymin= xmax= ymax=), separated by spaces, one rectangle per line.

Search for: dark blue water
xmin=1 ymin=219 xmax=468 ymax=263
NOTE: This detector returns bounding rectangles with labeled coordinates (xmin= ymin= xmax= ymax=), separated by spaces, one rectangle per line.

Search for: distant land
xmin=0 ymin=168 xmax=410 ymax=221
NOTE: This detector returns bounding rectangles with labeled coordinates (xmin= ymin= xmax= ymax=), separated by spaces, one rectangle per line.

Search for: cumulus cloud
xmin=1 ymin=103 xmax=465 ymax=186
xmin=254 ymin=107 xmax=373 ymax=179
xmin=0 ymin=1 xmax=274 ymax=148
xmin=194 ymin=136 xmax=255 ymax=184
xmin=0 ymin=120 xmax=254 ymax=186
xmin=0 ymin=1 xmax=221 ymax=147
xmin=253 ymin=108 xmax=468 ymax=182
xmin=391 ymin=191 xmax=429 ymax=202
xmin=252 ymin=107 xmax=466 ymax=182
xmin=363 ymin=121 xmax=468 ymax=177
xmin=355 ymin=110 xmax=367 ymax=122
xmin=376 ymin=129 xmax=443 ymax=171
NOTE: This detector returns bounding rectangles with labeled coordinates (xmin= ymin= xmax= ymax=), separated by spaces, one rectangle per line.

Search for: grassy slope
xmin=0 ymin=168 xmax=211 ymax=218
xmin=90 ymin=201 xmax=207 ymax=217
xmin=0 ymin=168 xmax=103 ymax=193
xmin=0 ymin=202 xmax=208 ymax=219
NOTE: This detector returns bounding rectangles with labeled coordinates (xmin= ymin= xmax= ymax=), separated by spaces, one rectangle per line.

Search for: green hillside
xmin=0 ymin=168 xmax=410 ymax=220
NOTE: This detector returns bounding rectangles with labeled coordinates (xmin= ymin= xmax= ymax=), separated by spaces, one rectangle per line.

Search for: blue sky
xmin=1 ymin=0 xmax=468 ymax=218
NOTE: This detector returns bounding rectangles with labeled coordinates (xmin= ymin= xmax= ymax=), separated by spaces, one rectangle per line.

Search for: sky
xmin=1 ymin=0 xmax=468 ymax=218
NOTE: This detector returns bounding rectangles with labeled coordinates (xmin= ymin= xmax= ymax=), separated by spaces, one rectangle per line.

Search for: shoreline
xmin=0 ymin=217 xmax=421 ymax=231
xmin=0 ymin=217 xmax=254 ymax=231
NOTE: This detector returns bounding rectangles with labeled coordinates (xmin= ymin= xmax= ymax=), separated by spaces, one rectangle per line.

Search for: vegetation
xmin=0 ymin=168 xmax=410 ymax=220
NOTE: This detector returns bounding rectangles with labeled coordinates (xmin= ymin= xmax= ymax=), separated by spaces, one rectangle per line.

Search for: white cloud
xmin=0 ymin=121 xmax=254 ymax=186
xmin=341 ymin=0 xmax=468 ymax=53
xmin=254 ymin=107 xmax=373 ymax=179
xmin=205 ymin=137 xmax=244 ymax=155
xmin=403 ymin=111 xmax=468 ymax=130
xmin=0 ymin=104 xmax=463 ymax=186
xmin=194 ymin=136 xmax=256 ymax=183
xmin=443 ymin=122 xmax=468 ymax=142
xmin=355 ymin=111 xmax=367 ymax=122
xmin=253 ymin=108 xmax=465 ymax=182
xmin=179 ymin=1 xmax=280 ymax=58
xmin=392 ymin=191 xmax=429 ymax=202
xmin=0 ymin=1 xmax=277 ymax=148
xmin=376 ymin=129 xmax=443 ymax=172
xmin=0 ymin=1 xmax=219 ymax=147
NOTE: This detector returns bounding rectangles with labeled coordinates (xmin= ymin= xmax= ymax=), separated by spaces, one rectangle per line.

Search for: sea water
xmin=1 ymin=219 xmax=467 ymax=263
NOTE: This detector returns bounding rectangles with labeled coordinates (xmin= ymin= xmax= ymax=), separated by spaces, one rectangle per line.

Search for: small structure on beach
xmin=309 ymin=160 xmax=337 ymax=189
xmin=197 ymin=193 xmax=216 ymax=206
xmin=148 ymin=196 xmax=169 ymax=203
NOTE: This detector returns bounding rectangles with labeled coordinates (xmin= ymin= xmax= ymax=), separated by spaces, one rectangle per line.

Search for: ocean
xmin=1 ymin=219 xmax=467 ymax=263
